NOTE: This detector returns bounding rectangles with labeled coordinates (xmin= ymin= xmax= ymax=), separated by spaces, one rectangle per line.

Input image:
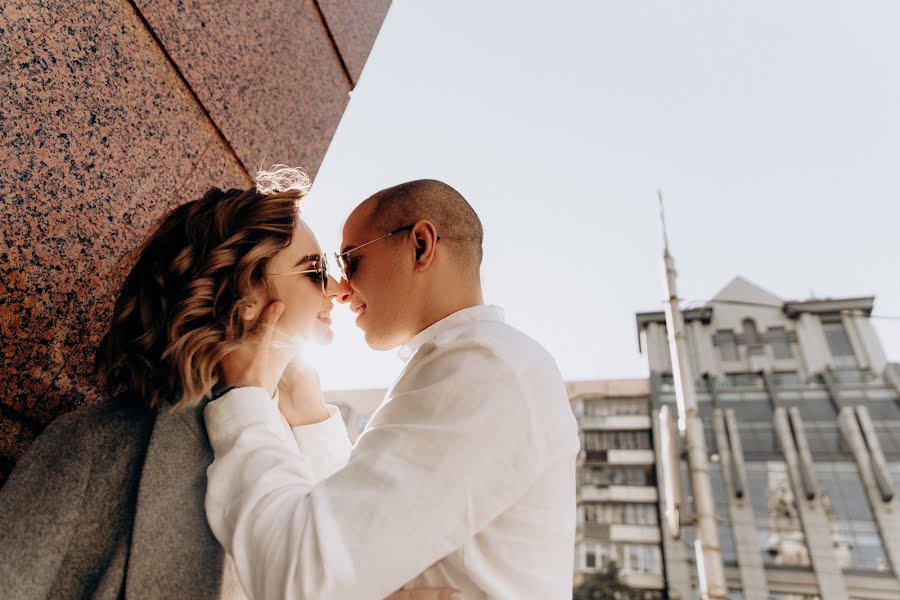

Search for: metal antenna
xmin=658 ymin=189 xmax=670 ymax=255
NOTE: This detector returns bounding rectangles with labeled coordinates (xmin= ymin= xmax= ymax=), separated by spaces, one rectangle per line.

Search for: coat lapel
xmin=125 ymin=401 xmax=225 ymax=599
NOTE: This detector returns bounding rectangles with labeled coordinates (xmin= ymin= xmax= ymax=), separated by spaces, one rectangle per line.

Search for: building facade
xmin=636 ymin=276 xmax=900 ymax=600
xmin=569 ymin=379 xmax=665 ymax=595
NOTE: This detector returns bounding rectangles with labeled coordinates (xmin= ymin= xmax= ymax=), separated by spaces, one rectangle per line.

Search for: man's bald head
xmin=358 ymin=179 xmax=483 ymax=272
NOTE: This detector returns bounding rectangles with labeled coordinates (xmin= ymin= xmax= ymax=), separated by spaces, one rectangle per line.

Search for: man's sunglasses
xmin=333 ymin=225 xmax=415 ymax=281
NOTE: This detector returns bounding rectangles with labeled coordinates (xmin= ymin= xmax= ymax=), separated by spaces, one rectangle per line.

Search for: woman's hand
xmin=384 ymin=588 xmax=462 ymax=600
xmin=219 ymin=301 xmax=291 ymax=396
xmin=278 ymin=361 xmax=331 ymax=426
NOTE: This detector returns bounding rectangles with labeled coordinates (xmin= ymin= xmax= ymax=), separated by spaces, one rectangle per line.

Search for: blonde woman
xmin=0 ymin=168 xmax=455 ymax=600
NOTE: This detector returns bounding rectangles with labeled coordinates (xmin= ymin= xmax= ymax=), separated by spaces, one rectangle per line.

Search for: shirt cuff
xmin=204 ymin=387 xmax=288 ymax=451
xmin=292 ymin=404 xmax=352 ymax=480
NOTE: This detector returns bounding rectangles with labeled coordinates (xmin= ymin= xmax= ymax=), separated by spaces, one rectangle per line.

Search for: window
xmin=823 ymin=321 xmax=857 ymax=368
xmin=582 ymin=430 xmax=652 ymax=451
xmin=581 ymin=465 xmax=654 ymax=487
xmin=743 ymin=319 xmax=765 ymax=355
xmin=768 ymin=327 xmax=793 ymax=360
xmin=803 ymin=423 xmax=847 ymax=458
xmin=714 ymin=330 xmax=740 ymax=362
xmin=817 ymin=463 xmax=889 ymax=572
xmin=875 ymin=423 xmax=900 ymax=460
xmin=832 ymin=369 xmax=873 ymax=384
xmin=622 ymin=544 xmax=662 ymax=575
xmin=721 ymin=373 xmax=765 ymax=389
xmin=580 ymin=502 xmax=658 ymax=526
xmin=738 ymin=424 xmax=780 ymax=461
xmin=771 ymin=371 xmax=802 ymax=386
xmin=582 ymin=397 xmax=648 ymax=417
xmin=577 ymin=542 xmax=607 ymax=571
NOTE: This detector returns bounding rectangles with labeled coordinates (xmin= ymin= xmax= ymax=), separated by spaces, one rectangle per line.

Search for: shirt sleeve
xmin=291 ymin=404 xmax=352 ymax=480
xmin=204 ymin=339 xmax=549 ymax=600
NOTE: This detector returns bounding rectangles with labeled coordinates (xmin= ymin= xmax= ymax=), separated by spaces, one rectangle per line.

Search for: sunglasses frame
xmin=334 ymin=225 xmax=415 ymax=281
xmin=268 ymin=254 xmax=329 ymax=294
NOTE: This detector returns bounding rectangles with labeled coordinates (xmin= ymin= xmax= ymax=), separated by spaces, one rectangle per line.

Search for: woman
xmin=0 ymin=167 xmax=345 ymax=599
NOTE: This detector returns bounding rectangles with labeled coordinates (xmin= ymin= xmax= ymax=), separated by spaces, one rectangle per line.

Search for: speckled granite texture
xmin=319 ymin=0 xmax=392 ymax=84
xmin=0 ymin=0 xmax=391 ymax=484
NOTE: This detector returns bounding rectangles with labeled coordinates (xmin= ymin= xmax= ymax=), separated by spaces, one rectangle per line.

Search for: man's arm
xmin=204 ymin=340 xmax=548 ymax=600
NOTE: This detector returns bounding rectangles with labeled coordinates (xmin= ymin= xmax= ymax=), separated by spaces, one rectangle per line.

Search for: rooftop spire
xmin=658 ymin=189 xmax=670 ymax=256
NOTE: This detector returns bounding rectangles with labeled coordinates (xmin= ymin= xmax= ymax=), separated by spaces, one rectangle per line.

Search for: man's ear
xmin=411 ymin=220 xmax=438 ymax=270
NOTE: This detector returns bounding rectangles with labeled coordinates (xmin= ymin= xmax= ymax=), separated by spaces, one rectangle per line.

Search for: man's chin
xmin=363 ymin=329 xmax=402 ymax=352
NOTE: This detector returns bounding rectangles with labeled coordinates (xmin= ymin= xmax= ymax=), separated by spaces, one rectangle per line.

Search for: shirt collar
xmin=397 ymin=304 xmax=505 ymax=363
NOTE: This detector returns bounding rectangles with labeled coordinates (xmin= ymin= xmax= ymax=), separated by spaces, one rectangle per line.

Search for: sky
xmin=300 ymin=1 xmax=900 ymax=392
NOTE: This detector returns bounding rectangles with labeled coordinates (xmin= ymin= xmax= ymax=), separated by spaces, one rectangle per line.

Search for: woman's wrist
xmin=280 ymin=397 xmax=331 ymax=427
xmin=277 ymin=378 xmax=331 ymax=426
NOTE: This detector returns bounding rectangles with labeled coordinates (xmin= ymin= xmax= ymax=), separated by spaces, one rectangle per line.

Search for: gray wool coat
xmin=0 ymin=397 xmax=235 ymax=599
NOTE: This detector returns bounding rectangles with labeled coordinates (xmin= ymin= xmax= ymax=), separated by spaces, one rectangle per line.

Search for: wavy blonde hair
xmin=95 ymin=167 xmax=310 ymax=410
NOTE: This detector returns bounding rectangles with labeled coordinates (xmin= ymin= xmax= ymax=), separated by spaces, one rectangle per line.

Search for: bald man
xmin=204 ymin=180 xmax=580 ymax=599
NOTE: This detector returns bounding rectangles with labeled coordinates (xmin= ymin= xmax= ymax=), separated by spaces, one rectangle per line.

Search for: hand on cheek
xmin=219 ymin=301 xmax=292 ymax=396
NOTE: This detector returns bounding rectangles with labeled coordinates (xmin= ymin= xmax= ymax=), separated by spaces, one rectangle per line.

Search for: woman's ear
xmin=241 ymin=302 xmax=260 ymax=322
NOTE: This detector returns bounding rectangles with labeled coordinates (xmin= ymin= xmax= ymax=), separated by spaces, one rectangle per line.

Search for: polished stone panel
xmin=134 ymin=0 xmax=351 ymax=177
xmin=0 ymin=0 xmax=247 ymax=428
xmin=318 ymin=0 xmax=392 ymax=84
xmin=0 ymin=0 xmax=388 ymax=481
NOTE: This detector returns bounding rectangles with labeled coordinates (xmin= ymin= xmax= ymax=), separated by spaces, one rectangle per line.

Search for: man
xmin=204 ymin=180 xmax=580 ymax=599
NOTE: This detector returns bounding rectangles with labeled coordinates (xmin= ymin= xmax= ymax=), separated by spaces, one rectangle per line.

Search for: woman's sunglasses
xmin=268 ymin=255 xmax=329 ymax=294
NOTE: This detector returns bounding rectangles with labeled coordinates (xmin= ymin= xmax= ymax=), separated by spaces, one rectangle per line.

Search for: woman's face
xmin=263 ymin=219 xmax=340 ymax=346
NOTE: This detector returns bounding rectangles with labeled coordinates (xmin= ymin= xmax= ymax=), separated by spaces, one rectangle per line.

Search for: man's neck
xmin=412 ymin=291 xmax=484 ymax=339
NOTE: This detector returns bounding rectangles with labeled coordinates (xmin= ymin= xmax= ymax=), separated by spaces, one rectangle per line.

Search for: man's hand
xmin=219 ymin=301 xmax=290 ymax=396
xmin=384 ymin=588 xmax=462 ymax=600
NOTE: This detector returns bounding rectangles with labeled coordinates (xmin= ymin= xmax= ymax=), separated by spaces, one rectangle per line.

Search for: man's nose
xmin=324 ymin=275 xmax=341 ymax=299
xmin=336 ymin=278 xmax=353 ymax=304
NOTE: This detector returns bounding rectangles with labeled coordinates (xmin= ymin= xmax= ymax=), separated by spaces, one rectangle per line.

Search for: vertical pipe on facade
xmin=884 ymin=363 xmax=900 ymax=397
xmin=761 ymin=371 xmax=779 ymax=410
xmin=819 ymin=369 xmax=842 ymax=415
xmin=854 ymin=406 xmax=895 ymax=502
xmin=840 ymin=310 xmax=871 ymax=371
xmin=713 ymin=410 xmax=739 ymax=500
xmin=787 ymin=407 xmax=818 ymax=501
xmin=724 ymin=409 xmax=748 ymax=500
xmin=659 ymin=405 xmax=683 ymax=539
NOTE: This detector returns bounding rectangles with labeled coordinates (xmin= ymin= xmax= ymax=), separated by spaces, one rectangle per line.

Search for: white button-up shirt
xmin=204 ymin=305 xmax=580 ymax=600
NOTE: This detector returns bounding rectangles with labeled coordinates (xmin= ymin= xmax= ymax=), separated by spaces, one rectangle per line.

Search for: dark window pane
xmin=817 ymin=463 xmax=889 ymax=572
xmin=866 ymin=401 xmax=900 ymax=421
xmin=714 ymin=330 xmax=740 ymax=362
xmin=823 ymin=321 xmax=854 ymax=356
xmin=768 ymin=327 xmax=793 ymax=360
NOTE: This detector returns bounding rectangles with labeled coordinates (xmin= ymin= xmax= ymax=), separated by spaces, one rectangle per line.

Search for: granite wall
xmin=0 ymin=0 xmax=391 ymax=484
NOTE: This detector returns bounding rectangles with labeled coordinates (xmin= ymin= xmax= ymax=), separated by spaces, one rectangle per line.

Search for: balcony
xmin=578 ymin=523 xmax=662 ymax=545
xmin=578 ymin=415 xmax=652 ymax=431
xmin=579 ymin=485 xmax=658 ymax=503
xmin=582 ymin=448 xmax=655 ymax=465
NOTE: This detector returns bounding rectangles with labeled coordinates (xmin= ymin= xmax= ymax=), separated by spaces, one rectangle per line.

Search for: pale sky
xmin=300 ymin=1 xmax=900 ymax=391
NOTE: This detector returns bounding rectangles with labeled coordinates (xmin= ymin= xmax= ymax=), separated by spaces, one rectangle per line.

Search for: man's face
xmin=338 ymin=207 xmax=416 ymax=350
